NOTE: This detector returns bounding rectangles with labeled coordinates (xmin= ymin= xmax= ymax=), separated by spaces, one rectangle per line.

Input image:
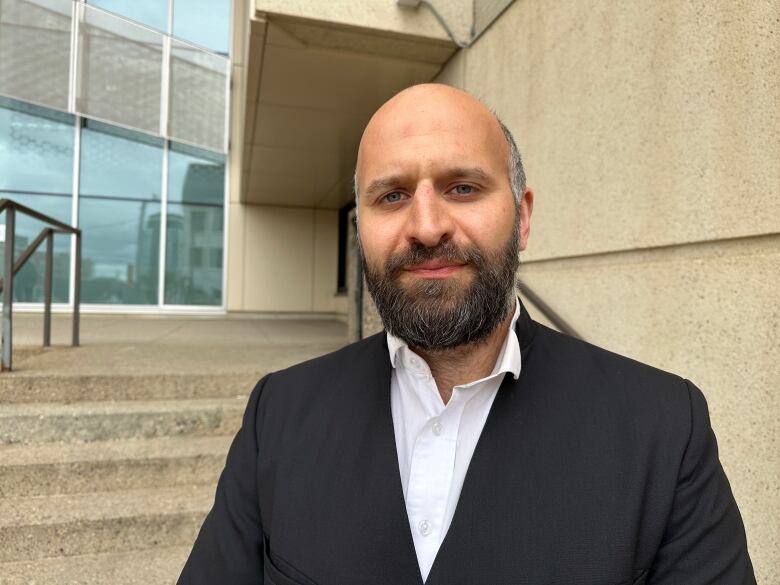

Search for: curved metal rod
xmin=517 ymin=278 xmax=582 ymax=340
xmin=0 ymin=199 xmax=80 ymax=235
xmin=0 ymin=228 xmax=54 ymax=293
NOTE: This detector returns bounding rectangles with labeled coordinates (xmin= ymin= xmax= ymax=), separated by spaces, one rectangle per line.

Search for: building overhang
xmin=239 ymin=2 xmax=459 ymax=209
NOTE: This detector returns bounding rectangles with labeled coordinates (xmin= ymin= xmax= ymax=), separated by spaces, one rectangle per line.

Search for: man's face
xmin=356 ymin=85 xmax=531 ymax=350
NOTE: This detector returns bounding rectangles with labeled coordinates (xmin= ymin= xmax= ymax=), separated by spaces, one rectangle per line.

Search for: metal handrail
xmin=0 ymin=198 xmax=82 ymax=372
xmin=517 ymin=279 xmax=581 ymax=340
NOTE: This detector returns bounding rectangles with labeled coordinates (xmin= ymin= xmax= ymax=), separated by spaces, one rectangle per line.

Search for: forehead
xmin=357 ymin=92 xmax=507 ymax=181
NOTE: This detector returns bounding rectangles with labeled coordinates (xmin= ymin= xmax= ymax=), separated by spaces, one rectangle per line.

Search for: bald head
xmin=354 ymin=83 xmax=525 ymax=204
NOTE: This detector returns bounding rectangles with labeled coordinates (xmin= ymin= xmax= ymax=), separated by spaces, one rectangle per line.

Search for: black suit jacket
xmin=179 ymin=303 xmax=755 ymax=584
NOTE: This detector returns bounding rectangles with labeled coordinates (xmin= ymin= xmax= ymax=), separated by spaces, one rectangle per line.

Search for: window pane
xmin=168 ymin=40 xmax=227 ymax=152
xmin=0 ymin=0 xmax=72 ymax=110
xmin=77 ymin=5 xmax=163 ymax=134
xmin=0 ymin=98 xmax=73 ymax=303
xmin=164 ymin=144 xmax=224 ymax=306
xmin=87 ymin=0 xmax=167 ymax=33
xmin=79 ymin=121 xmax=163 ymax=304
xmin=80 ymin=120 xmax=164 ymax=201
xmin=173 ymin=0 xmax=230 ymax=55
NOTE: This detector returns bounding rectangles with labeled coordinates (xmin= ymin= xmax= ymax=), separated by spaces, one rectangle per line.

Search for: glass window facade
xmin=79 ymin=120 xmax=163 ymax=305
xmin=0 ymin=0 xmax=72 ymax=111
xmin=173 ymin=0 xmax=231 ymax=55
xmin=165 ymin=144 xmax=224 ymax=306
xmin=86 ymin=0 xmax=168 ymax=33
xmin=0 ymin=1 xmax=229 ymax=153
xmin=77 ymin=6 xmax=164 ymax=134
xmin=0 ymin=98 xmax=73 ymax=303
xmin=0 ymin=0 xmax=231 ymax=311
xmin=169 ymin=40 xmax=228 ymax=151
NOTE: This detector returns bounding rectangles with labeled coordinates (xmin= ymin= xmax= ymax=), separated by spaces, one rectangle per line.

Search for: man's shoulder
xmin=273 ymin=331 xmax=386 ymax=380
xmin=525 ymin=322 xmax=704 ymax=453
xmin=253 ymin=331 xmax=388 ymax=405
xmin=529 ymin=321 xmax=693 ymax=407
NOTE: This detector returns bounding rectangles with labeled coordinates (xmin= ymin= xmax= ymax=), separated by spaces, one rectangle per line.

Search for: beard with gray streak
xmin=360 ymin=220 xmax=520 ymax=351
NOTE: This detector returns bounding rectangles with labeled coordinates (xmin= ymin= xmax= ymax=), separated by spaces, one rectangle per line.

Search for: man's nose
xmin=406 ymin=186 xmax=454 ymax=248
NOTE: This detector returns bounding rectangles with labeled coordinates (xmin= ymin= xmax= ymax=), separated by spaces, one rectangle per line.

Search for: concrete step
xmin=0 ymin=372 xmax=262 ymax=404
xmin=0 ymin=436 xmax=232 ymax=497
xmin=0 ymin=398 xmax=246 ymax=444
xmin=0 ymin=485 xmax=213 ymax=562
xmin=0 ymin=545 xmax=191 ymax=585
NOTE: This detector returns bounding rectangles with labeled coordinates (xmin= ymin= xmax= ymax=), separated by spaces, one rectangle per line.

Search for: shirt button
xmin=432 ymin=421 xmax=443 ymax=436
xmin=418 ymin=519 xmax=432 ymax=536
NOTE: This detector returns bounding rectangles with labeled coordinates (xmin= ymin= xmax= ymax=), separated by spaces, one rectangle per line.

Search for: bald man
xmin=179 ymin=85 xmax=754 ymax=585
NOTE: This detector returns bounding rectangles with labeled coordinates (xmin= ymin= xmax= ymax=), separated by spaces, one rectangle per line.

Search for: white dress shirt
xmin=387 ymin=300 xmax=522 ymax=582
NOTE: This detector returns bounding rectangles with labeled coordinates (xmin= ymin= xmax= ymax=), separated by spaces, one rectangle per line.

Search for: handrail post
xmin=2 ymin=207 xmax=16 ymax=371
xmin=43 ymin=229 xmax=54 ymax=347
xmin=72 ymin=231 xmax=81 ymax=347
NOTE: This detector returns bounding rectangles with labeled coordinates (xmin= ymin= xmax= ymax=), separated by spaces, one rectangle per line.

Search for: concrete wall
xmin=227 ymin=0 xmax=343 ymax=315
xmin=226 ymin=204 xmax=341 ymax=313
xmin=435 ymin=0 xmax=779 ymax=580
xmin=254 ymin=0 xmax=473 ymax=43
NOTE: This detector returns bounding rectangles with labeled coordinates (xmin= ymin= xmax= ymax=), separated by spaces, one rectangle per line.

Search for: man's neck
xmin=413 ymin=304 xmax=515 ymax=405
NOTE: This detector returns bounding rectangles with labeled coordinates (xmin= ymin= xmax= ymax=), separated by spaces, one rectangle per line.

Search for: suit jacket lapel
xmin=425 ymin=301 xmax=538 ymax=584
xmin=266 ymin=332 xmax=422 ymax=585
xmin=368 ymin=334 xmax=425 ymax=584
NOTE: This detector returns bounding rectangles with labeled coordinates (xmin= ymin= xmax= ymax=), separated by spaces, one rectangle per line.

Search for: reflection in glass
xmin=79 ymin=120 xmax=163 ymax=304
xmin=0 ymin=97 xmax=74 ymax=303
xmin=165 ymin=143 xmax=224 ymax=306
xmin=0 ymin=0 xmax=72 ymax=110
xmin=173 ymin=0 xmax=230 ymax=55
xmin=169 ymin=40 xmax=228 ymax=152
xmin=77 ymin=5 xmax=163 ymax=134
xmin=87 ymin=0 xmax=167 ymax=33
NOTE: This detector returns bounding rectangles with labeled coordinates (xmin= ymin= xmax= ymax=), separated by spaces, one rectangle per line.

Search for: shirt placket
xmin=403 ymin=359 xmax=466 ymax=578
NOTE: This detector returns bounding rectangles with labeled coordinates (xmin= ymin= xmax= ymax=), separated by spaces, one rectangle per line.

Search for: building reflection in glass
xmin=165 ymin=144 xmax=224 ymax=306
xmin=79 ymin=120 xmax=162 ymax=304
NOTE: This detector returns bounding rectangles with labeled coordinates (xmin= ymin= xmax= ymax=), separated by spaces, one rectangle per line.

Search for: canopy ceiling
xmin=241 ymin=11 xmax=457 ymax=209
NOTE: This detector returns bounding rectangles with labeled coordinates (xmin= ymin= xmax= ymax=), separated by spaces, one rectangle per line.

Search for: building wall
xmin=435 ymin=0 xmax=779 ymax=580
xmin=254 ymin=0 xmax=473 ymax=43
xmin=226 ymin=203 xmax=340 ymax=313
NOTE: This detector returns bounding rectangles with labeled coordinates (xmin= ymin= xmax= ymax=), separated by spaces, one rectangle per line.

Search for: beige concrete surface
xmin=0 ymin=436 xmax=230 ymax=497
xmin=235 ymin=205 xmax=341 ymax=312
xmin=438 ymin=0 xmax=780 ymax=583
xmin=0 ymin=546 xmax=192 ymax=585
xmin=313 ymin=209 xmax=341 ymax=312
xmin=0 ymin=484 xmax=211 ymax=562
xmin=255 ymin=0 xmax=472 ymax=43
xmin=431 ymin=0 xmax=778 ymax=579
xmin=4 ymin=312 xmax=347 ymax=376
xmin=439 ymin=0 xmax=780 ymax=261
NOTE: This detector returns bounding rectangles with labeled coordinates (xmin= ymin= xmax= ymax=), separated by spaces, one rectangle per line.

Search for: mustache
xmin=383 ymin=240 xmax=484 ymax=275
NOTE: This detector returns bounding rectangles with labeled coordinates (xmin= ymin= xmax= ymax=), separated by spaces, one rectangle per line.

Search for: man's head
xmin=355 ymin=83 xmax=533 ymax=351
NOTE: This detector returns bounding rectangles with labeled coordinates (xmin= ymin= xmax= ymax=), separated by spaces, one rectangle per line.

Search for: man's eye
xmin=452 ymin=184 xmax=475 ymax=195
xmin=383 ymin=192 xmax=403 ymax=203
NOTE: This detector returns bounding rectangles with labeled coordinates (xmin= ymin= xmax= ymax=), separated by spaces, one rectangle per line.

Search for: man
xmin=178 ymin=84 xmax=754 ymax=584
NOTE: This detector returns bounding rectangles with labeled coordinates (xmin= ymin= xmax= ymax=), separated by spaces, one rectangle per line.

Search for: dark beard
xmin=361 ymin=221 xmax=520 ymax=351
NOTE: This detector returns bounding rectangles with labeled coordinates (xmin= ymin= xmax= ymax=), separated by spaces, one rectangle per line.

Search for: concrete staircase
xmin=0 ymin=369 xmax=259 ymax=584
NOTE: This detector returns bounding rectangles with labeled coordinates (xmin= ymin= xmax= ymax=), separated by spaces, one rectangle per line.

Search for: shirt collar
xmin=386 ymin=298 xmax=522 ymax=381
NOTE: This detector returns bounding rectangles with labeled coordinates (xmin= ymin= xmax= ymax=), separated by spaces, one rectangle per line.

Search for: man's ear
xmin=519 ymin=188 xmax=533 ymax=251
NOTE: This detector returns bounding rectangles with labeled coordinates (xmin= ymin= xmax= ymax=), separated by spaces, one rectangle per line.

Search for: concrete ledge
xmin=0 ymin=545 xmax=192 ymax=585
xmin=0 ymin=485 xmax=213 ymax=562
xmin=0 ymin=436 xmax=231 ymax=497
xmin=0 ymin=399 xmax=246 ymax=444
xmin=0 ymin=372 xmax=263 ymax=404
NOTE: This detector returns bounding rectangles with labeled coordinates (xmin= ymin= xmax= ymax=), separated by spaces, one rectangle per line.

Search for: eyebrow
xmin=363 ymin=175 xmax=404 ymax=198
xmin=362 ymin=166 xmax=493 ymax=198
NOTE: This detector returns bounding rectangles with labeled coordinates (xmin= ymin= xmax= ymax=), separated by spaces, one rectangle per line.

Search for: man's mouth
xmin=403 ymin=260 xmax=467 ymax=279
